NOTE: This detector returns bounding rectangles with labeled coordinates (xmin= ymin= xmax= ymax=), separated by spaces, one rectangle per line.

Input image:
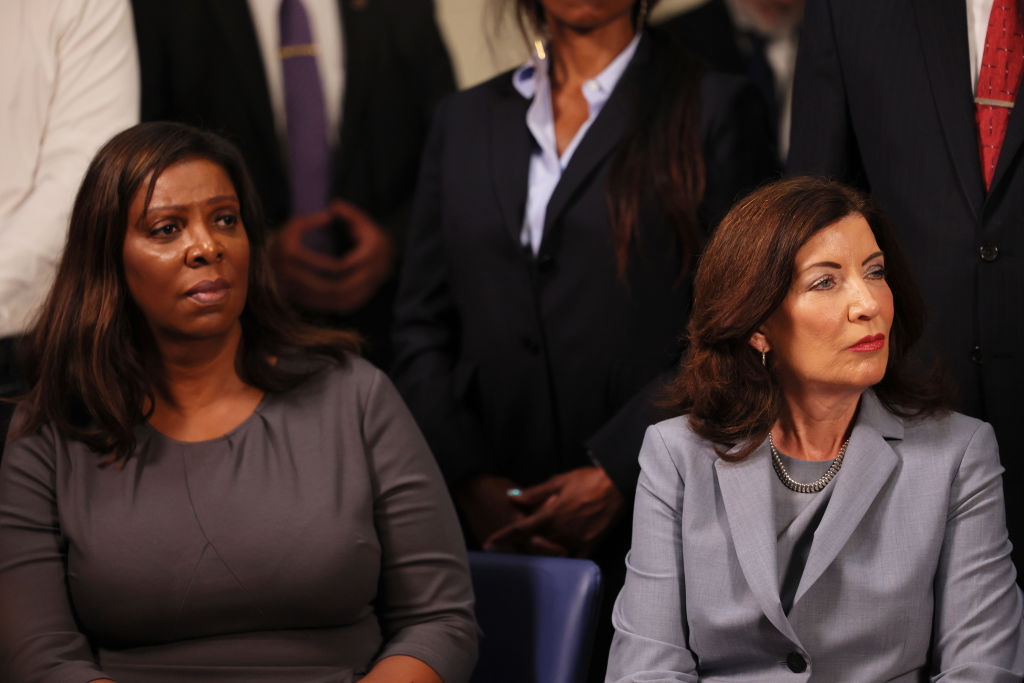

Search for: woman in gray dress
xmin=0 ymin=122 xmax=478 ymax=683
xmin=605 ymin=178 xmax=1024 ymax=681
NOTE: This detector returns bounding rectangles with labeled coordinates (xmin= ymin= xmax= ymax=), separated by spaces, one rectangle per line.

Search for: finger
xmin=276 ymin=241 xmax=352 ymax=275
xmin=510 ymin=479 xmax=561 ymax=508
xmin=328 ymin=198 xmax=373 ymax=224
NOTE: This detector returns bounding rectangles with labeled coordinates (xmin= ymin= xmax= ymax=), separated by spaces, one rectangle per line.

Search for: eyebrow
xmin=146 ymin=195 xmax=239 ymax=212
xmin=802 ymin=251 xmax=885 ymax=271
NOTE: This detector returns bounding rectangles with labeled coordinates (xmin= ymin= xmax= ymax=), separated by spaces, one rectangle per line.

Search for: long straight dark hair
xmin=15 ymin=122 xmax=359 ymax=463
xmin=506 ymin=0 xmax=705 ymax=277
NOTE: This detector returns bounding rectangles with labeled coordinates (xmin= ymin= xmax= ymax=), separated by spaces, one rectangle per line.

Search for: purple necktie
xmin=279 ymin=0 xmax=330 ymax=216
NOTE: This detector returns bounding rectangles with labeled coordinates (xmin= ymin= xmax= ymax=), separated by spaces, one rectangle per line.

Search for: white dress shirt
xmin=966 ymin=0 xmax=996 ymax=92
xmin=0 ymin=0 xmax=140 ymax=337
xmin=513 ymin=34 xmax=640 ymax=255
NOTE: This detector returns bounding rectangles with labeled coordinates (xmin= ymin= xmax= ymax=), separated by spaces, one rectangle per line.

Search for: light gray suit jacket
xmin=606 ymin=391 xmax=1024 ymax=682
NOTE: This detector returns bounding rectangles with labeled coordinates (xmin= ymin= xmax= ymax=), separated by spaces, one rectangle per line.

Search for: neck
xmin=547 ymin=16 xmax=635 ymax=89
xmin=772 ymin=383 xmax=862 ymax=461
xmin=148 ymin=323 xmax=249 ymax=414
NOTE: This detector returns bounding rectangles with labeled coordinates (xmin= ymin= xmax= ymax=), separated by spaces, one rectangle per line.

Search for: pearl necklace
xmin=769 ymin=431 xmax=849 ymax=494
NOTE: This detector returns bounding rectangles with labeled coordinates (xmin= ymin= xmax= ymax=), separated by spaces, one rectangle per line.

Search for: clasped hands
xmin=269 ymin=199 xmax=393 ymax=315
xmin=456 ymin=467 xmax=624 ymax=558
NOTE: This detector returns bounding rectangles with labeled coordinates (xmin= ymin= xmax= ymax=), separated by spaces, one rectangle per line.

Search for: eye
xmin=149 ymin=222 xmax=178 ymax=237
xmin=810 ymin=274 xmax=835 ymax=291
xmin=215 ymin=212 xmax=239 ymax=228
xmin=866 ymin=264 xmax=886 ymax=280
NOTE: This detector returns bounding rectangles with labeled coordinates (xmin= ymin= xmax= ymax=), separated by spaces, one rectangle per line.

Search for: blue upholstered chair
xmin=467 ymin=551 xmax=604 ymax=683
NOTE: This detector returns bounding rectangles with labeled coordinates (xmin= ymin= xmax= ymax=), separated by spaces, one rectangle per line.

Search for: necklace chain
xmin=769 ymin=431 xmax=849 ymax=494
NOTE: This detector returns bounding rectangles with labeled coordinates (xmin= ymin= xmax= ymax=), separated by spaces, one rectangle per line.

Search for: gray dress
xmin=0 ymin=355 xmax=478 ymax=683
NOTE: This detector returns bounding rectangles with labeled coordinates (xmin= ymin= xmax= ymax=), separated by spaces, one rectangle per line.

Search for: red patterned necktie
xmin=975 ymin=0 xmax=1024 ymax=190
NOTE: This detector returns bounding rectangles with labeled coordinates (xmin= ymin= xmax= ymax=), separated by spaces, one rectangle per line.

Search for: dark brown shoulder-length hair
xmin=16 ymin=121 xmax=359 ymax=462
xmin=504 ymin=0 xmax=705 ymax=277
xmin=665 ymin=177 xmax=952 ymax=461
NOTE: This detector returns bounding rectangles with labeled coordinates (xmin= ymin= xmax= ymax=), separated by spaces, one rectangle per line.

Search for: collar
xmin=512 ymin=32 xmax=642 ymax=106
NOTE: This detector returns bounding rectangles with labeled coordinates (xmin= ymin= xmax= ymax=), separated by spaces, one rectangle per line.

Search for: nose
xmin=184 ymin=223 xmax=223 ymax=267
xmin=848 ymin=276 xmax=881 ymax=321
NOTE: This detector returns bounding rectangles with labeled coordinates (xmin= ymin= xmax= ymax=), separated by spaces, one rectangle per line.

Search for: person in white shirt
xmin=0 ymin=0 xmax=140 ymax=443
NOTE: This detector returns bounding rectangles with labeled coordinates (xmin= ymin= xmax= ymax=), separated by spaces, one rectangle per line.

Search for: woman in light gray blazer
xmin=605 ymin=178 xmax=1024 ymax=682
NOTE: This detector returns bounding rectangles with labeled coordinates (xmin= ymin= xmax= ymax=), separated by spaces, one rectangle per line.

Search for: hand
xmin=269 ymin=200 xmax=394 ymax=315
xmin=487 ymin=466 xmax=624 ymax=558
xmin=456 ymin=474 xmax=566 ymax=555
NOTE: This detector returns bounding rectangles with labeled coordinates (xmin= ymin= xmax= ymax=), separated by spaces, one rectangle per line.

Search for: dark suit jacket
xmin=658 ymin=0 xmax=748 ymax=75
xmin=392 ymin=31 xmax=777 ymax=504
xmin=131 ymin=0 xmax=455 ymax=362
xmin=788 ymin=0 xmax=1024 ymax=568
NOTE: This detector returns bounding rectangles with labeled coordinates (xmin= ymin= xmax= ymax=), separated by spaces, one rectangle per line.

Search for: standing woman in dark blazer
xmin=392 ymin=0 xmax=775 ymax=652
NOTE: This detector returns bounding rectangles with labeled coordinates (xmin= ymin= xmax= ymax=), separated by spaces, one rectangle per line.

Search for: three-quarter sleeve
xmin=0 ymin=427 xmax=109 ymax=683
xmin=605 ymin=425 xmax=699 ymax=683
xmin=930 ymin=421 xmax=1024 ymax=681
xmin=360 ymin=368 xmax=479 ymax=683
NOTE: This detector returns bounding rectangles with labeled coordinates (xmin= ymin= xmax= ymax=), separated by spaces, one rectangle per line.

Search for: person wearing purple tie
xmin=131 ymin=0 xmax=456 ymax=366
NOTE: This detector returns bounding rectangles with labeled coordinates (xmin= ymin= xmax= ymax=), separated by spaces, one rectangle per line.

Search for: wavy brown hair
xmin=505 ymin=0 xmax=705 ymax=277
xmin=665 ymin=177 xmax=952 ymax=460
xmin=15 ymin=122 xmax=359 ymax=462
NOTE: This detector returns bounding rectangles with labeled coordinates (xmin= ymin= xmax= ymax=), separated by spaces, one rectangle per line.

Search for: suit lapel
xmin=912 ymin=0 xmax=985 ymax=219
xmin=489 ymin=82 xmax=533 ymax=246
xmin=792 ymin=393 xmax=903 ymax=605
xmin=716 ymin=446 xmax=802 ymax=645
xmin=539 ymin=35 xmax=651 ymax=244
xmin=335 ymin=0 xmax=373 ymax=189
xmin=209 ymin=0 xmax=279 ymax=168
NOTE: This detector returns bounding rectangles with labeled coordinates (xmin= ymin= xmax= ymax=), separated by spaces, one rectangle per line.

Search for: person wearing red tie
xmin=789 ymin=0 xmax=1024 ymax=575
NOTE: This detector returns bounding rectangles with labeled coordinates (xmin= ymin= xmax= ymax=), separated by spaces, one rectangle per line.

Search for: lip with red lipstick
xmin=848 ymin=333 xmax=885 ymax=352
xmin=185 ymin=278 xmax=230 ymax=305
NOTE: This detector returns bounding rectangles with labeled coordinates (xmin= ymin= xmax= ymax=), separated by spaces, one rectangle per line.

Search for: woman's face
xmin=756 ymin=213 xmax=894 ymax=397
xmin=123 ymin=158 xmax=250 ymax=345
xmin=539 ymin=0 xmax=635 ymax=32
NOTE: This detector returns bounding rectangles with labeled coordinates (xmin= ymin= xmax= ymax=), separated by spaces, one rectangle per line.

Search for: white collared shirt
xmin=513 ymin=34 xmax=641 ymax=255
xmin=966 ymin=0 xmax=996 ymax=92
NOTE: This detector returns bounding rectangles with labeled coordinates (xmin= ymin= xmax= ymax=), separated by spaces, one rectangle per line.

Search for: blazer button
xmin=970 ymin=344 xmax=983 ymax=365
xmin=979 ymin=244 xmax=999 ymax=262
xmin=537 ymin=252 xmax=555 ymax=273
xmin=521 ymin=336 xmax=541 ymax=355
xmin=786 ymin=651 xmax=807 ymax=673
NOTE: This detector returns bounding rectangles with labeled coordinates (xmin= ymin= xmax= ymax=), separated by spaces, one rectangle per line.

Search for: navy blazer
xmin=392 ymin=31 xmax=777 ymax=502
xmin=787 ymin=0 xmax=1024 ymax=568
xmin=607 ymin=391 xmax=1024 ymax=681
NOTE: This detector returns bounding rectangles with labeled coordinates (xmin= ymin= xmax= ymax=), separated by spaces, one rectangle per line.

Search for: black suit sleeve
xmin=390 ymin=100 xmax=493 ymax=489
xmin=131 ymin=0 xmax=169 ymax=121
xmin=787 ymin=0 xmax=865 ymax=184
xmin=371 ymin=0 xmax=456 ymax=247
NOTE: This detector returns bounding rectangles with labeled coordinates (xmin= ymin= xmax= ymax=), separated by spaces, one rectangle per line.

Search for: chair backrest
xmin=467 ymin=551 xmax=603 ymax=683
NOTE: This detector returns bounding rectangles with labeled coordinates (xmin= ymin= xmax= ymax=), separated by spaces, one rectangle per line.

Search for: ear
xmin=748 ymin=330 xmax=770 ymax=354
